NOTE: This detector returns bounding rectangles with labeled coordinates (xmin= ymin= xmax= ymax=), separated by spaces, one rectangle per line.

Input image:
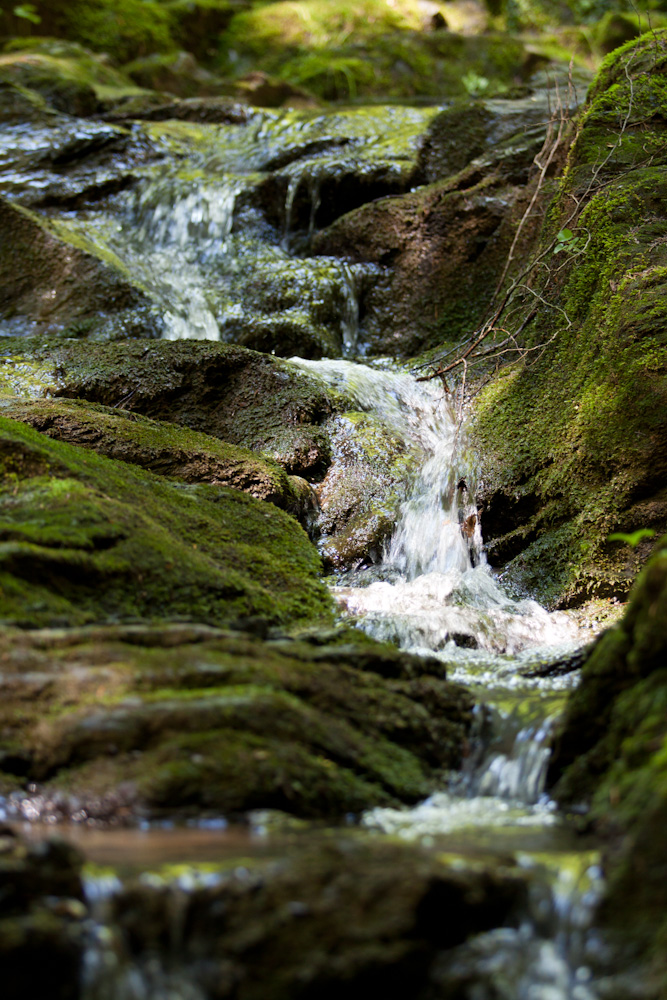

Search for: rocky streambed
xmin=0 ymin=27 xmax=667 ymax=1000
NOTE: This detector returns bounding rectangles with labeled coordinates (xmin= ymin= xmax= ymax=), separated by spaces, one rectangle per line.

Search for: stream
xmin=2 ymin=99 xmax=625 ymax=998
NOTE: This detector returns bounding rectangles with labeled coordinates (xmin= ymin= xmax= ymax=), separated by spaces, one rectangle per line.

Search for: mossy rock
xmin=548 ymin=536 xmax=667 ymax=993
xmin=474 ymin=31 xmax=667 ymax=607
xmin=0 ymin=40 xmax=149 ymax=106
xmin=316 ymin=411 xmax=414 ymax=570
xmin=0 ymin=77 xmax=54 ymax=123
xmin=0 ymin=198 xmax=160 ymax=338
xmin=0 ymin=337 xmax=346 ymax=478
xmin=0 ymin=396 xmax=311 ymax=521
xmin=0 ymin=623 xmax=472 ymax=818
xmin=0 ymin=51 xmax=98 ymax=115
xmin=0 ymin=417 xmax=331 ymax=629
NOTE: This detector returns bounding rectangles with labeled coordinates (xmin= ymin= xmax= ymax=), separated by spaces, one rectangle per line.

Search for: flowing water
xmin=2 ymin=101 xmax=622 ymax=998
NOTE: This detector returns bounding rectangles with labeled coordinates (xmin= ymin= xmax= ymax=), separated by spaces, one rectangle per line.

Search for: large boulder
xmin=0 ymin=337 xmax=340 ymax=478
xmin=0 ymin=396 xmax=311 ymax=521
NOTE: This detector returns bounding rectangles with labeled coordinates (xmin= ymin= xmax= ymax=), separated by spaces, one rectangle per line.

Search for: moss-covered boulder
xmin=0 ymin=199 xmax=159 ymax=337
xmin=0 ymin=417 xmax=331 ymax=628
xmin=0 ymin=623 xmax=472 ymax=818
xmin=0 ymin=40 xmax=150 ymax=109
xmin=548 ymin=535 xmax=667 ymax=995
xmin=0 ymin=396 xmax=311 ymax=520
xmin=0 ymin=337 xmax=343 ymax=478
xmin=474 ymin=31 xmax=667 ymax=607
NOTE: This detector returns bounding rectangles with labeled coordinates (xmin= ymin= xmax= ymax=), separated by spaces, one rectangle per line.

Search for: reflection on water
xmin=16 ymin=819 xmax=259 ymax=872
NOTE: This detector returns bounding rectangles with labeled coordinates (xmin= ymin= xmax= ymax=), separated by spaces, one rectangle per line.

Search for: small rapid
xmin=289 ymin=359 xmax=605 ymax=999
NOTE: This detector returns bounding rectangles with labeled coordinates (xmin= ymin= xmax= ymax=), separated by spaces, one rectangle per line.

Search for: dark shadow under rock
xmin=0 ymin=828 xmax=87 ymax=1000
xmin=100 ymin=839 xmax=528 ymax=1000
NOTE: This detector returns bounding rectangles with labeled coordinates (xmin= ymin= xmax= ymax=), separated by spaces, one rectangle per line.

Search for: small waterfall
xmin=293 ymin=358 xmax=579 ymax=657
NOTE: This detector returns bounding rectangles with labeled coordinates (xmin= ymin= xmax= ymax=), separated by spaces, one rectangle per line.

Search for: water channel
xmin=1 ymin=98 xmax=626 ymax=998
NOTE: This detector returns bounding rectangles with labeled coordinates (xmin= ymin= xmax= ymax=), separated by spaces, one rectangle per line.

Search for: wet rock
xmin=316 ymin=411 xmax=412 ymax=570
xmin=0 ymin=198 xmax=159 ymax=338
xmin=311 ymin=79 xmax=587 ymax=356
xmin=0 ymin=396 xmax=310 ymax=522
xmin=99 ymin=840 xmax=528 ymax=1000
xmin=313 ymin=171 xmax=523 ymax=356
xmin=102 ymin=94 xmax=251 ymax=124
xmin=0 ymin=623 xmax=472 ymax=819
xmin=0 ymin=416 xmax=331 ymax=629
xmin=416 ymin=89 xmax=568 ymax=184
xmin=548 ymin=533 xmax=667 ymax=991
xmin=474 ymin=32 xmax=667 ymax=607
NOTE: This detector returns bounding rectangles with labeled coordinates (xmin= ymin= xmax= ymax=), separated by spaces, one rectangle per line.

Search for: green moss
xmin=549 ymin=537 xmax=667 ymax=984
xmin=3 ymin=2 xmax=177 ymax=64
xmin=474 ymin=35 xmax=667 ymax=606
xmin=0 ymin=416 xmax=332 ymax=628
xmin=0 ymin=336 xmax=346 ymax=478
xmin=0 ymin=41 xmax=148 ymax=104
xmin=0 ymin=624 xmax=472 ymax=818
xmin=0 ymin=396 xmax=307 ymax=516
